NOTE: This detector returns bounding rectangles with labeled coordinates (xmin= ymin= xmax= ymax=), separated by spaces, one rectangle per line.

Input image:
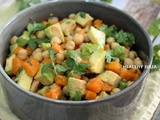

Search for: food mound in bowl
xmin=4 ymin=12 xmax=143 ymax=101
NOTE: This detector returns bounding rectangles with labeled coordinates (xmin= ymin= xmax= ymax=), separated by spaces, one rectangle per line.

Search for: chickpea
xmin=56 ymin=53 xmax=65 ymax=63
xmin=62 ymin=86 xmax=69 ymax=96
xmin=75 ymin=27 xmax=82 ymax=33
xmin=125 ymin=49 xmax=129 ymax=58
xmin=79 ymin=43 xmax=86 ymax=49
xmin=113 ymin=58 xmax=120 ymax=63
xmin=68 ymin=13 xmax=75 ymax=19
xmin=17 ymin=49 xmax=28 ymax=60
xmin=127 ymin=81 xmax=133 ymax=86
xmin=32 ymin=48 xmax=42 ymax=55
xmin=36 ymin=30 xmax=46 ymax=39
xmin=76 ymin=56 xmax=82 ymax=63
xmin=48 ymin=17 xmax=59 ymax=22
xmin=30 ymin=34 xmax=36 ymax=38
xmin=110 ymin=88 xmax=121 ymax=95
xmin=66 ymin=36 xmax=73 ymax=41
xmin=66 ymin=40 xmax=75 ymax=50
xmin=23 ymin=31 xmax=29 ymax=36
xmin=84 ymin=33 xmax=90 ymax=42
xmin=124 ymin=58 xmax=134 ymax=66
xmin=51 ymin=36 xmax=61 ymax=45
xmin=129 ymin=51 xmax=137 ymax=59
xmin=70 ymin=70 xmax=81 ymax=79
xmin=111 ymin=42 xmax=119 ymax=49
xmin=73 ymin=33 xmax=84 ymax=45
xmin=106 ymin=37 xmax=115 ymax=45
xmin=133 ymin=57 xmax=143 ymax=66
xmin=84 ymin=26 xmax=90 ymax=32
xmin=10 ymin=36 xmax=18 ymax=44
xmin=33 ymin=52 xmax=43 ymax=62
xmin=75 ymin=48 xmax=81 ymax=54
xmin=42 ymin=50 xmax=50 ymax=59
xmin=49 ymin=83 xmax=59 ymax=89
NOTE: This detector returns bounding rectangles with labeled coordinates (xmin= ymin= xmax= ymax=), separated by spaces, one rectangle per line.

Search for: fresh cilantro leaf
xmin=150 ymin=57 xmax=160 ymax=72
xmin=150 ymin=44 xmax=160 ymax=72
xmin=28 ymin=39 xmax=37 ymax=50
xmin=66 ymin=50 xmax=90 ymax=75
xmin=105 ymin=50 xmax=118 ymax=63
xmin=79 ymin=12 xmax=86 ymax=18
xmin=153 ymin=44 xmax=160 ymax=60
xmin=48 ymin=48 xmax=68 ymax=75
xmin=16 ymin=0 xmax=30 ymax=11
xmin=27 ymin=22 xmax=45 ymax=34
xmin=48 ymin=48 xmax=57 ymax=61
xmin=66 ymin=50 xmax=80 ymax=61
xmin=148 ymin=18 xmax=160 ymax=37
xmin=55 ymin=64 xmax=68 ymax=73
xmin=73 ymin=62 xmax=90 ymax=75
xmin=28 ymin=38 xmax=50 ymax=50
xmin=98 ymin=25 xmax=117 ymax=37
xmin=42 ymin=63 xmax=52 ymax=74
xmin=115 ymin=30 xmax=135 ymax=46
xmin=66 ymin=58 xmax=76 ymax=68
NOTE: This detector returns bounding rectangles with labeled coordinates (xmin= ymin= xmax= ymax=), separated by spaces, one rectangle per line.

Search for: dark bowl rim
xmin=0 ymin=0 xmax=153 ymax=105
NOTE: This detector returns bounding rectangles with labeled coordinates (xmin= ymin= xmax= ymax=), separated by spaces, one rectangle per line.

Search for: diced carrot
xmin=55 ymin=75 xmax=67 ymax=86
xmin=42 ymin=21 xmax=48 ymax=26
xmin=129 ymin=68 xmax=141 ymax=81
xmin=25 ymin=46 xmax=33 ymax=55
xmin=93 ymin=19 xmax=102 ymax=27
xmin=129 ymin=68 xmax=141 ymax=75
xmin=45 ymin=86 xmax=62 ymax=100
xmin=60 ymin=43 xmax=66 ymax=49
xmin=23 ymin=58 xmax=40 ymax=77
xmin=81 ymin=59 xmax=89 ymax=63
xmin=104 ymin=44 xmax=110 ymax=50
xmin=87 ymin=78 xmax=104 ymax=93
xmin=130 ymin=74 xmax=139 ymax=81
xmin=52 ymin=42 xmax=64 ymax=53
xmin=102 ymin=82 xmax=113 ymax=92
xmin=125 ymin=46 xmax=131 ymax=50
xmin=85 ymin=90 xmax=97 ymax=100
xmin=13 ymin=47 xmax=23 ymax=55
xmin=105 ymin=61 xmax=122 ymax=74
xmin=41 ymin=58 xmax=52 ymax=64
xmin=120 ymin=68 xmax=134 ymax=80
xmin=12 ymin=58 xmax=24 ymax=75
xmin=77 ymin=29 xmax=85 ymax=34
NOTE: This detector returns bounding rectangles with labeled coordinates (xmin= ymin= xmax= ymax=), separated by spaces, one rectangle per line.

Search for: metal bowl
xmin=0 ymin=1 xmax=152 ymax=120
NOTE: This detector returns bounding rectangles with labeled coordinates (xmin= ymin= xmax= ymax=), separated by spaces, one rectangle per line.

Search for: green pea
xmin=118 ymin=79 xmax=127 ymax=90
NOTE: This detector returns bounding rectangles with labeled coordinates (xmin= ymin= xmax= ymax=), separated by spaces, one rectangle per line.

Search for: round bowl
xmin=0 ymin=1 xmax=152 ymax=120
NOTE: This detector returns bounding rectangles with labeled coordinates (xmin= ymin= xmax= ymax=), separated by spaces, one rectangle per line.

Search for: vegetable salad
xmin=5 ymin=12 xmax=143 ymax=101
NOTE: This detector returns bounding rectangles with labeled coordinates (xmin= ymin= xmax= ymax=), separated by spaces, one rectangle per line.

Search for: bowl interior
xmin=0 ymin=1 xmax=152 ymax=103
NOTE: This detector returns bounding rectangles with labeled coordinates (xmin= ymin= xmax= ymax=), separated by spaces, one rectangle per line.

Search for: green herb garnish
xmin=115 ymin=30 xmax=135 ymax=46
xmin=148 ymin=18 xmax=160 ymax=37
xmin=66 ymin=50 xmax=90 ymax=75
xmin=79 ymin=12 xmax=86 ymax=18
xmin=28 ymin=38 xmax=50 ymax=50
xmin=48 ymin=48 xmax=68 ymax=75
